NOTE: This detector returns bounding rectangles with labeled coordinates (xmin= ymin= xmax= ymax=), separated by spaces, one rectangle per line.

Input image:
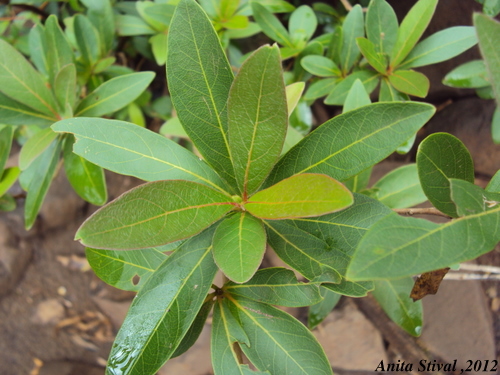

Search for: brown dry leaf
xmin=410 ymin=268 xmax=450 ymax=301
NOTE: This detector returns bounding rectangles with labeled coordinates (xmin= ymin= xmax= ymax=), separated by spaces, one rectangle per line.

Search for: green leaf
xmin=483 ymin=0 xmax=500 ymax=16
xmin=373 ymin=164 xmax=427 ymax=209
xmin=304 ymin=77 xmax=339 ymax=101
xmin=54 ymin=64 xmax=77 ymax=113
xmin=229 ymin=45 xmax=287 ymax=196
xmin=0 ymin=39 xmax=58 ymax=119
xmin=443 ymin=60 xmax=490 ymax=89
xmin=137 ymin=2 xmax=170 ymax=31
xmin=106 ymin=227 xmax=218 ymax=375
xmin=365 ymin=0 xmax=398 ymax=55
xmin=475 ymin=13 xmax=500 ymax=107
xmin=487 ymin=170 xmax=500 ymax=193
xmin=300 ymin=55 xmax=341 ymax=77
xmin=416 ymin=132 xmax=474 ymax=217
xmin=52 ymin=118 xmax=228 ymax=193
xmin=266 ymin=102 xmax=435 ymax=186
xmin=0 ymin=91 xmax=56 ymax=127
xmin=308 ymin=287 xmax=341 ymax=330
xmin=493 ymin=107 xmax=500 ymax=144
xmin=265 ymin=220 xmax=342 ymax=284
xmin=379 ymin=77 xmax=410 ymax=102
xmin=0 ymin=194 xmax=16 ymax=212
xmin=19 ymin=128 xmax=58 ymax=171
xmin=44 ymin=15 xmax=74 ymax=85
xmin=343 ymin=79 xmax=371 ymax=113
xmin=390 ymin=0 xmax=438 ymax=68
xmin=23 ymin=138 xmax=62 ymax=230
xmin=0 ymin=167 xmax=20 ymax=198
xmin=282 ymin=126 xmax=304 ymax=155
xmin=388 ymin=69 xmax=429 ymax=97
xmin=29 ymin=24 xmax=48 ymax=77
xmin=63 ymin=135 xmax=107 ymax=206
xmin=167 ymin=0 xmax=236 ymax=188
xmin=324 ymin=70 xmax=379 ymax=105
xmin=85 ymin=246 xmax=168 ymax=291
xmin=372 ymin=278 xmax=423 ymax=336
xmin=226 ymin=296 xmax=333 ymax=375
xmin=340 ymin=4 xmax=364 ymax=72
xmin=398 ymin=26 xmax=477 ymax=69
xmin=290 ymin=193 xmax=392 ymax=296
xmin=246 ymin=174 xmax=353 ymax=220
xmin=289 ymin=5 xmax=317 ymax=47
xmin=449 ymin=178 xmax=496 ymax=217
xmin=251 ymin=2 xmax=292 ymax=47
xmin=347 ymin=207 xmax=500 ymax=280
xmin=0 ymin=125 xmax=14 ymax=172
xmin=74 ymin=14 xmax=100 ymax=67
xmin=150 ymin=32 xmax=168 ymax=66
xmin=85 ymin=0 xmax=115 ymax=54
xmin=75 ymin=180 xmax=234 ymax=250
xmin=213 ymin=212 xmax=266 ymax=283
xmin=75 ymin=72 xmax=155 ymax=117
xmin=286 ymin=82 xmax=305 ymax=116
xmin=342 ymin=167 xmax=373 ymax=193
xmin=224 ymin=267 xmax=322 ymax=307
xmin=356 ymin=37 xmax=387 ymax=74
xmin=211 ymin=298 xmax=269 ymax=375
xmin=172 ymin=298 xmax=214 ymax=358
xmin=327 ymin=25 xmax=343 ymax=65
xmin=115 ymin=15 xmax=156 ymax=36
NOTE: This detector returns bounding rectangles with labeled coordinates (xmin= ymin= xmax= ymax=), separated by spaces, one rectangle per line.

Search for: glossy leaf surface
xmin=85 ymin=247 xmax=168 ymax=291
xmin=356 ymin=37 xmax=387 ymax=74
xmin=228 ymin=45 xmax=287 ymax=196
xmin=251 ymin=2 xmax=291 ymax=47
xmin=300 ymin=55 xmax=340 ymax=77
xmin=388 ymin=70 xmax=429 ymax=98
xmin=475 ymin=13 xmax=500 ymax=106
xmin=0 ymin=125 xmax=13 ymax=172
xmin=289 ymin=6 xmax=316 ymax=46
xmin=265 ymin=103 xmax=435 ymax=186
xmin=54 ymin=63 xmax=77 ymax=113
xmin=0 ymin=167 xmax=20 ymax=198
xmin=211 ymin=299 xmax=269 ymax=375
xmin=23 ymin=139 xmax=62 ymax=230
xmin=106 ymin=228 xmax=218 ymax=375
xmin=417 ymin=133 xmax=474 ymax=217
xmin=304 ymin=78 xmax=339 ymax=100
xmin=212 ymin=212 xmax=266 ymax=283
xmin=340 ymin=5 xmax=364 ymax=72
xmin=76 ymin=72 xmax=154 ymax=117
xmin=52 ymin=118 xmax=227 ymax=193
xmin=224 ymin=268 xmax=322 ymax=307
xmin=366 ymin=0 xmax=398 ymax=55
xmin=443 ymin=60 xmax=490 ymax=89
xmin=372 ymin=278 xmax=423 ymax=336
xmin=390 ymin=0 xmax=438 ymax=68
xmin=347 ymin=208 xmax=500 ymax=280
xmin=399 ymin=26 xmax=477 ymax=69
xmin=44 ymin=15 xmax=73 ymax=84
xmin=19 ymin=128 xmax=58 ymax=171
xmin=227 ymin=296 xmax=333 ymax=375
xmin=0 ymin=39 xmax=58 ymax=119
xmin=343 ymin=79 xmax=371 ymax=113
xmin=63 ymin=135 xmax=107 ymax=206
xmin=75 ymin=180 xmax=234 ymax=250
xmin=246 ymin=174 xmax=353 ymax=220
xmin=168 ymin=0 xmax=236 ymax=187
xmin=373 ymin=164 xmax=427 ymax=209
xmin=74 ymin=14 xmax=100 ymax=66
xmin=265 ymin=220 xmax=341 ymax=284
xmin=379 ymin=78 xmax=409 ymax=102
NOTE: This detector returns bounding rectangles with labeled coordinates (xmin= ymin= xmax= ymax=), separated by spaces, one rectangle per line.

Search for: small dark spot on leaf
xmin=132 ymin=274 xmax=140 ymax=286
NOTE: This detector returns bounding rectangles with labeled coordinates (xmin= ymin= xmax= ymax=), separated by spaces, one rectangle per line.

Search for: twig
xmin=393 ymin=208 xmax=452 ymax=219
xmin=444 ymin=273 xmax=500 ymax=280
xmin=339 ymin=0 xmax=368 ymax=12
xmin=458 ymin=263 xmax=500 ymax=274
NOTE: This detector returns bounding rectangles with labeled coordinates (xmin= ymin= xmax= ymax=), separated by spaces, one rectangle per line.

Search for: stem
xmin=445 ymin=273 xmax=500 ymax=280
xmin=393 ymin=207 xmax=452 ymax=219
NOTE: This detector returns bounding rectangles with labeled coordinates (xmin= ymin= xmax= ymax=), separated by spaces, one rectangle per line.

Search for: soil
xmin=1 ymin=1 xmax=499 ymax=374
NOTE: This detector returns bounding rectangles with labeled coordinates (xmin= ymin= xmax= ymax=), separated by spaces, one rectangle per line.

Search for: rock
xmin=31 ymin=298 xmax=65 ymax=325
xmin=419 ymin=280 xmax=495 ymax=371
xmin=313 ymin=300 xmax=387 ymax=371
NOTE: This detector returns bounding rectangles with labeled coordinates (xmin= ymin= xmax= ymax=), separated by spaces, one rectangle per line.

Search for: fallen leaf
xmin=410 ymin=268 xmax=450 ymax=301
